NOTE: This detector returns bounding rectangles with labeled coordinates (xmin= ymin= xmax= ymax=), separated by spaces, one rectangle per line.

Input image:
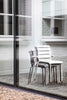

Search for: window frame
xmin=42 ymin=0 xmax=67 ymax=43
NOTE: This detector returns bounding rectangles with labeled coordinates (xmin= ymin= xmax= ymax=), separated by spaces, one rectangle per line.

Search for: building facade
xmin=0 ymin=0 xmax=67 ymax=97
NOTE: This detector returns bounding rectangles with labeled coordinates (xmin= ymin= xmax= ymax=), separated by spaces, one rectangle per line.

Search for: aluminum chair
xmin=28 ymin=50 xmax=50 ymax=85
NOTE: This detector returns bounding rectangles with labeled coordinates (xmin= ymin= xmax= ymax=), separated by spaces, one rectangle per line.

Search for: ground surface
xmin=0 ymin=74 xmax=67 ymax=97
xmin=0 ymin=86 xmax=57 ymax=100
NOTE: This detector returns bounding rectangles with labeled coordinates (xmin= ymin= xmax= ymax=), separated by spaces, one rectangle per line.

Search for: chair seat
xmin=49 ymin=60 xmax=63 ymax=64
xmin=39 ymin=59 xmax=63 ymax=65
xmin=38 ymin=63 xmax=49 ymax=68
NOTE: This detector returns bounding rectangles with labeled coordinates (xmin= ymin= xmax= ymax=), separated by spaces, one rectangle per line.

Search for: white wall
xmin=32 ymin=0 xmax=42 ymax=45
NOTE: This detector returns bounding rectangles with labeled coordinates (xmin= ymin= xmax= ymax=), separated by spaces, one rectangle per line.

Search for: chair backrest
xmin=29 ymin=50 xmax=35 ymax=67
xmin=35 ymin=45 xmax=51 ymax=62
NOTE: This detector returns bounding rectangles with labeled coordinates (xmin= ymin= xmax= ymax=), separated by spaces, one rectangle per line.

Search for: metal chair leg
xmin=28 ymin=67 xmax=32 ymax=84
xmin=45 ymin=68 xmax=46 ymax=85
xmin=28 ymin=67 xmax=33 ymax=84
xmin=33 ymin=66 xmax=37 ymax=80
xmin=51 ymin=66 xmax=55 ymax=82
xmin=49 ymin=65 xmax=50 ymax=83
xmin=43 ymin=68 xmax=46 ymax=85
xmin=53 ymin=67 xmax=55 ymax=82
xmin=55 ymin=66 xmax=57 ymax=83
xmin=60 ymin=64 xmax=61 ymax=82
xmin=42 ymin=68 xmax=43 ymax=82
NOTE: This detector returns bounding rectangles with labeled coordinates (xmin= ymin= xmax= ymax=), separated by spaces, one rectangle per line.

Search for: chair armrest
xmin=33 ymin=56 xmax=50 ymax=65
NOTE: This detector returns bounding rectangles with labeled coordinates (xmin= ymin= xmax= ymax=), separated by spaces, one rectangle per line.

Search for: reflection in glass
xmin=8 ymin=0 xmax=12 ymax=14
xmin=19 ymin=17 xmax=31 ymax=36
xmin=42 ymin=19 xmax=50 ymax=36
xmin=0 ymin=16 xmax=4 ymax=35
xmin=42 ymin=0 xmax=65 ymax=36
xmin=9 ymin=16 xmax=12 ymax=35
xmin=0 ymin=0 xmax=3 ymax=13
xmin=54 ymin=18 xmax=64 ymax=36
xmin=19 ymin=0 xmax=31 ymax=16
xmin=4 ymin=16 xmax=12 ymax=35
xmin=0 ymin=41 xmax=14 ymax=84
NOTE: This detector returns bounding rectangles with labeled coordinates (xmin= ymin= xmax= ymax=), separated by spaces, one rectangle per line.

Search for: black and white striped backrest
xmin=35 ymin=45 xmax=51 ymax=62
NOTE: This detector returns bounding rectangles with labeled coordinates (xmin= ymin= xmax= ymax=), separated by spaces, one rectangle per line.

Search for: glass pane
xmin=42 ymin=0 xmax=51 ymax=17
xmin=18 ymin=0 xmax=31 ymax=16
xmin=0 ymin=40 xmax=14 ymax=84
xmin=4 ymin=16 xmax=12 ymax=35
xmin=3 ymin=0 xmax=13 ymax=14
xmin=54 ymin=18 xmax=64 ymax=36
xmin=19 ymin=0 xmax=32 ymax=87
xmin=8 ymin=16 xmax=12 ymax=35
xmin=0 ymin=14 xmax=13 ymax=84
xmin=42 ymin=0 xmax=65 ymax=36
xmin=53 ymin=0 xmax=64 ymax=36
xmin=8 ymin=0 xmax=12 ymax=14
xmin=42 ymin=0 xmax=51 ymax=36
xmin=18 ymin=0 xmax=67 ymax=98
xmin=42 ymin=19 xmax=50 ymax=36
xmin=0 ymin=0 xmax=3 ymax=13
xmin=0 ymin=16 xmax=4 ymax=35
xmin=19 ymin=17 xmax=31 ymax=36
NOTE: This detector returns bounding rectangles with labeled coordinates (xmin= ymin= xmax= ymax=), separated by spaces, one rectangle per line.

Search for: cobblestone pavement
xmin=0 ymin=86 xmax=56 ymax=100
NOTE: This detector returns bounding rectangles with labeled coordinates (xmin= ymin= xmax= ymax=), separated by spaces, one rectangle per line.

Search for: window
xmin=0 ymin=0 xmax=13 ymax=35
xmin=18 ymin=0 xmax=32 ymax=36
xmin=19 ymin=17 xmax=31 ymax=36
xmin=42 ymin=0 xmax=66 ymax=38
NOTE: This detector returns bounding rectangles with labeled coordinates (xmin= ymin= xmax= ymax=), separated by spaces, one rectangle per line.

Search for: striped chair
xmin=35 ymin=45 xmax=63 ymax=84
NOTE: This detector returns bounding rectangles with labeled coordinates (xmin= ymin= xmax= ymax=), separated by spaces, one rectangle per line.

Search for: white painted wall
xmin=32 ymin=0 xmax=42 ymax=45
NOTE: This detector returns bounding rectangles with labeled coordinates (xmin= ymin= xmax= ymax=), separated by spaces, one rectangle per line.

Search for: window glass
xmin=0 ymin=1 xmax=13 ymax=84
xmin=19 ymin=17 xmax=31 ymax=36
xmin=0 ymin=16 xmax=4 ymax=35
xmin=0 ymin=0 xmax=13 ymax=35
xmin=42 ymin=0 xmax=65 ymax=36
xmin=8 ymin=16 xmax=12 ymax=35
xmin=19 ymin=0 xmax=31 ymax=16
xmin=8 ymin=0 xmax=12 ymax=14
xmin=0 ymin=0 xmax=3 ymax=13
